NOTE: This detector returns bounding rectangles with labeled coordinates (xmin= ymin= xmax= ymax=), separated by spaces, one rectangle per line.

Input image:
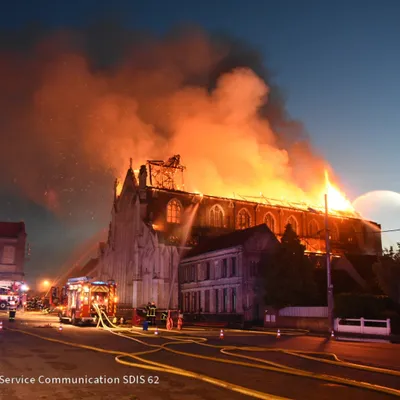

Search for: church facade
xmin=96 ymin=157 xmax=382 ymax=309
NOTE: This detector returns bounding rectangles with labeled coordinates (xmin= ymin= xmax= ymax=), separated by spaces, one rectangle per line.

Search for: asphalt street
xmin=1 ymin=311 xmax=399 ymax=400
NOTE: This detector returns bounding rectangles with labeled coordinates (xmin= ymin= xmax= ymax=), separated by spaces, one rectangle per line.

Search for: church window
xmin=286 ymin=215 xmax=298 ymax=234
xmin=166 ymin=198 xmax=182 ymax=224
xmin=264 ymin=213 xmax=276 ymax=233
xmin=330 ymin=223 xmax=339 ymax=241
xmin=308 ymin=219 xmax=319 ymax=237
xmin=210 ymin=205 xmax=224 ymax=228
xmin=237 ymin=208 xmax=251 ymax=230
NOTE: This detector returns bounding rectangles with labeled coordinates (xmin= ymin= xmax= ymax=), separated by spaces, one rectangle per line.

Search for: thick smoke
xmin=0 ymin=23 xmax=334 ymax=277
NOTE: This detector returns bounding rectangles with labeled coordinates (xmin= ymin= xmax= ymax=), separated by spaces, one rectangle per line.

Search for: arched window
xmin=286 ymin=215 xmax=298 ymax=234
xmin=210 ymin=205 xmax=224 ymax=228
xmin=237 ymin=208 xmax=251 ymax=230
xmin=330 ymin=223 xmax=339 ymax=241
xmin=264 ymin=213 xmax=276 ymax=233
xmin=308 ymin=219 xmax=319 ymax=237
xmin=166 ymin=199 xmax=182 ymax=224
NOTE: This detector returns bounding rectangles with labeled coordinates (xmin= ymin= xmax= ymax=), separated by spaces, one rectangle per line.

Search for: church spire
xmin=129 ymin=157 xmax=133 ymax=170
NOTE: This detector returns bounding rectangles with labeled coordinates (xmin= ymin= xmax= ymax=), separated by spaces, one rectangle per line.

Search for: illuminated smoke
xmin=0 ymin=23 xmax=338 ymax=221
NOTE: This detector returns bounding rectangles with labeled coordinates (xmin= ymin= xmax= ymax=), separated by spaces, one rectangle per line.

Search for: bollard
xmin=330 ymin=330 xmax=335 ymax=338
xmin=58 ymin=324 xmax=63 ymax=332
xmin=277 ymin=329 xmax=281 ymax=338
xmin=154 ymin=327 xmax=159 ymax=335
xmin=219 ymin=329 xmax=224 ymax=339
xmin=0 ymin=321 xmax=3 ymax=331
xmin=120 ymin=317 xmax=124 ymax=325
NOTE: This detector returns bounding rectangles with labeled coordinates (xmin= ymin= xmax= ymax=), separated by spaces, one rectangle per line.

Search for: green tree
xmin=373 ymin=243 xmax=400 ymax=305
xmin=262 ymin=224 xmax=317 ymax=308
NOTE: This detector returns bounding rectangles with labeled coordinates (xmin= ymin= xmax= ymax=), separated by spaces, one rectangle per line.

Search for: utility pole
xmin=324 ymin=194 xmax=334 ymax=334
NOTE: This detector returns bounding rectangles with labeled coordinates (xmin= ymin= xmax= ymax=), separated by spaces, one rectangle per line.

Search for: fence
xmin=278 ymin=307 xmax=328 ymax=318
xmin=334 ymin=318 xmax=391 ymax=336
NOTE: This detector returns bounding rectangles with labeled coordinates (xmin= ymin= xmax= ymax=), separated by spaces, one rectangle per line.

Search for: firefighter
xmin=149 ymin=302 xmax=157 ymax=326
xmin=145 ymin=302 xmax=152 ymax=323
xmin=161 ymin=311 xmax=168 ymax=321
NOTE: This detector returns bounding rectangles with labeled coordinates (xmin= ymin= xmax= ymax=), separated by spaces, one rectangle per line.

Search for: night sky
xmin=1 ymin=0 xmax=399 ymax=285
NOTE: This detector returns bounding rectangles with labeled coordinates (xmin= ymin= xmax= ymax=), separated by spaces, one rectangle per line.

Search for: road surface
xmin=0 ymin=311 xmax=399 ymax=400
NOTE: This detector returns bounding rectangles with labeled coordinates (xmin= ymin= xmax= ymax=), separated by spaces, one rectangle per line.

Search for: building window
xmin=198 ymin=291 xmax=202 ymax=312
xmin=264 ymin=213 xmax=276 ymax=233
xmin=2 ymin=245 xmax=15 ymax=264
xmin=205 ymin=262 xmax=210 ymax=280
xmin=215 ymin=290 xmax=219 ymax=313
xmin=222 ymin=259 xmax=228 ymax=278
xmin=191 ymin=292 xmax=197 ymax=312
xmin=223 ymin=288 xmax=228 ymax=312
xmin=286 ymin=215 xmax=298 ymax=234
xmin=191 ymin=265 xmax=196 ymax=281
xmin=166 ymin=198 xmax=182 ymax=224
xmin=184 ymin=293 xmax=190 ymax=312
xmin=205 ymin=290 xmax=210 ymax=312
xmin=231 ymin=288 xmax=236 ymax=313
xmin=237 ymin=208 xmax=251 ymax=230
xmin=231 ymin=257 xmax=237 ymax=276
xmin=210 ymin=205 xmax=224 ymax=228
xmin=308 ymin=219 xmax=319 ymax=237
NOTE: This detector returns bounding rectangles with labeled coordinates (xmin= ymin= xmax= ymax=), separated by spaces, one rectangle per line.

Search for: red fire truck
xmin=58 ymin=277 xmax=117 ymax=325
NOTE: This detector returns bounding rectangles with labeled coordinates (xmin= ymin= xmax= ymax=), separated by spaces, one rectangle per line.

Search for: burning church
xmin=96 ymin=155 xmax=382 ymax=310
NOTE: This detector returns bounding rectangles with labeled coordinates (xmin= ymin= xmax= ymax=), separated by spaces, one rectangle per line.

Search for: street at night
xmin=1 ymin=312 xmax=399 ymax=400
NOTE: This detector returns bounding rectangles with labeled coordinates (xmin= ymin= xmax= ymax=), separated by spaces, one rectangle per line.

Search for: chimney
xmin=139 ymin=165 xmax=147 ymax=189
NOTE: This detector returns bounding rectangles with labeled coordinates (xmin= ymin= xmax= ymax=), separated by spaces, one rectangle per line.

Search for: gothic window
xmin=286 ymin=215 xmax=298 ymax=234
xmin=330 ymin=223 xmax=339 ymax=241
xmin=209 ymin=204 xmax=224 ymax=228
xmin=264 ymin=212 xmax=276 ymax=233
xmin=308 ymin=219 xmax=319 ymax=237
xmin=166 ymin=198 xmax=182 ymax=224
xmin=237 ymin=208 xmax=251 ymax=230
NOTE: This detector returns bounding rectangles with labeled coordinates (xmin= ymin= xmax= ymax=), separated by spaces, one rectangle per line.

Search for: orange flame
xmin=116 ymin=181 xmax=123 ymax=196
xmin=324 ymin=171 xmax=354 ymax=212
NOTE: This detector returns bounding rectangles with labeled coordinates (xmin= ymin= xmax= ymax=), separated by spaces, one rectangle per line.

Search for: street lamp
xmin=324 ymin=194 xmax=334 ymax=334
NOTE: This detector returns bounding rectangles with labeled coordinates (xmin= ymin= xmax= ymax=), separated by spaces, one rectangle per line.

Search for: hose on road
xmin=95 ymin=308 xmax=400 ymax=398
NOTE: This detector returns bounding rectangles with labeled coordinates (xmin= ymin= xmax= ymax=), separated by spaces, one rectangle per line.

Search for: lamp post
xmin=324 ymin=194 xmax=334 ymax=334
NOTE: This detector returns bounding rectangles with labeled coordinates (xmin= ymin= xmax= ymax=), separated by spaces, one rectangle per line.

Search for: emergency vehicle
xmin=58 ymin=277 xmax=117 ymax=325
xmin=0 ymin=281 xmax=26 ymax=310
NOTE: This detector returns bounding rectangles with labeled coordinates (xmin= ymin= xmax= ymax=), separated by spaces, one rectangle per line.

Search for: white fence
xmin=334 ymin=318 xmax=391 ymax=336
xmin=278 ymin=307 xmax=328 ymax=318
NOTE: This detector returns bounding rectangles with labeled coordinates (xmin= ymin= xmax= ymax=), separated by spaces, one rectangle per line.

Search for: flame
xmin=116 ymin=180 xmax=123 ymax=196
xmin=324 ymin=171 xmax=354 ymax=212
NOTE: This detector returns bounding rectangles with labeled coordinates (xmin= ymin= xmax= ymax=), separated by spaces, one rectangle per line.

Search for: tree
xmin=373 ymin=243 xmax=400 ymax=305
xmin=262 ymin=224 xmax=317 ymax=308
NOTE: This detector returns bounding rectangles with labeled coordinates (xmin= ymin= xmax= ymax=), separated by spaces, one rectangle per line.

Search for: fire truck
xmin=58 ymin=277 xmax=117 ymax=325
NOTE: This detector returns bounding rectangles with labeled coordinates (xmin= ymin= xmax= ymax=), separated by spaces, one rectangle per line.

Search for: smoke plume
xmin=0 ymin=23 xmax=334 ymax=277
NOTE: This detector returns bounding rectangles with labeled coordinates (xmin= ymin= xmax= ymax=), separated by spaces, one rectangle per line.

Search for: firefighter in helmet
xmin=149 ymin=302 xmax=157 ymax=325
xmin=145 ymin=302 xmax=152 ymax=323
xmin=161 ymin=311 xmax=168 ymax=321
